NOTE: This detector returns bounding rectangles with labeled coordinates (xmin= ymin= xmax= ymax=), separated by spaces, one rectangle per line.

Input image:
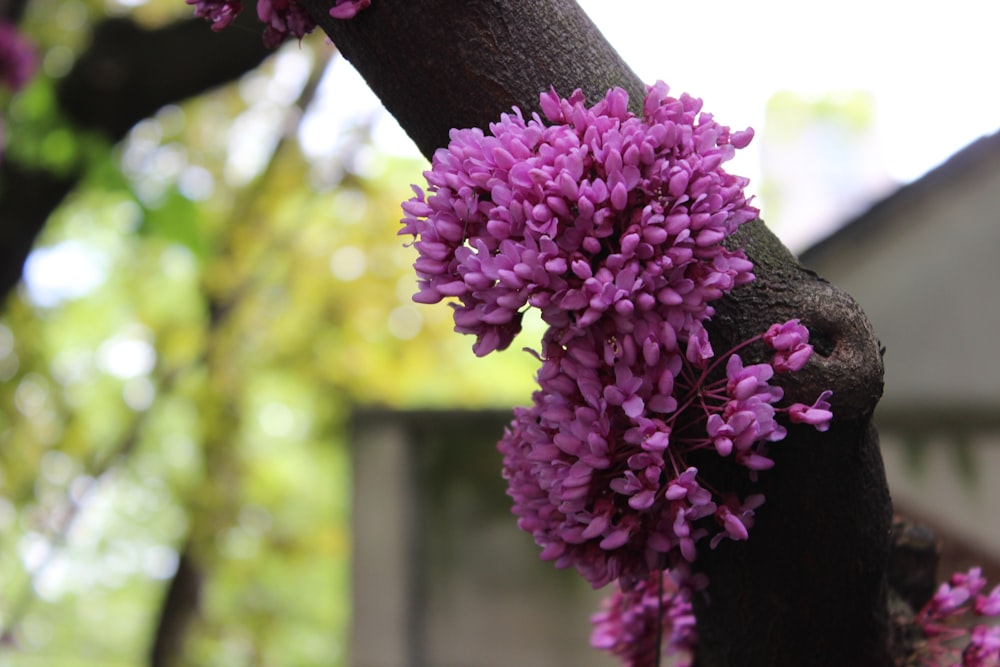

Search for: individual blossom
xmin=924 ymin=568 xmax=987 ymax=621
xmin=0 ymin=21 xmax=37 ymax=91
xmin=976 ymin=585 xmax=1000 ymax=617
xmin=591 ymin=569 xmax=697 ymax=667
xmin=964 ymin=625 xmax=1000 ymax=666
xmin=329 ymin=0 xmax=371 ymax=19
xmin=188 ymin=0 xmax=368 ymax=45
xmin=914 ymin=568 xmax=1000 ymax=666
xmin=787 ymin=390 xmax=834 ymax=432
xmin=710 ymin=493 xmax=766 ymax=549
xmin=763 ymin=318 xmax=814 ymax=372
xmin=186 ymin=0 xmax=243 ymax=32
xmin=258 ymin=0 xmax=317 ymax=48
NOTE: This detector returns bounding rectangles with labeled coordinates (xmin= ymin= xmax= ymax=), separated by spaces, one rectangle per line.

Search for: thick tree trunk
xmin=301 ymin=1 xmax=894 ymax=663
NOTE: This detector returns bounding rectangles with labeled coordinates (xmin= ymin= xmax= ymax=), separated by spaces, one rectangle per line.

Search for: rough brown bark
xmin=301 ymin=1 xmax=895 ymax=664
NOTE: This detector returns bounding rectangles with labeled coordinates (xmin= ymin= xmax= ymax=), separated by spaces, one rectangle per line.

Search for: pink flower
xmin=0 ymin=22 xmax=37 ymax=91
xmin=765 ymin=319 xmax=814 ymax=372
xmin=186 ymin=0 xmax=243 ymax=32
xmin=710 ymin=494 xmax=765 ymax=549
xmin=591 ymin=570 xmax=697 ymax=667
xmin=258 ymin=0 xmax=316 ymax=48
xmin=787 ymin=391 xmax=834 ymax=431
xmin=964 ymin=625 xmax=1000 ymax=666
xmin=725 ymin=354 xmax=777 ymax=402
xmin=953 ymin=567 xmax=989 ymax=598
xmin=763 ymin=319 xmax=809 ymax=350
xmin=976 ymin=586 xmax=1000 ymax=617
xmin=329 ymin=0 xmax=371 ymax=19
xmin=915 ymin=568 xmax=1000 ymax=666
xmin=189 ymin=0 xmax=355 ymax=45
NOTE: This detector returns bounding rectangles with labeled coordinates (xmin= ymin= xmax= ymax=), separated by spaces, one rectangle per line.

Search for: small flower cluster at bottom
xmin=399 ymin=80 xmax=835 ymax=664
xmin=591 ymin=569 xmax=699 ymax=667
xmin=185 ymin=0 xmax=370 ymax=47
xmin=915 ymin=567 xmax=1000 ymax=666
xmin=500 ymin=319 xmax=831 ymax=592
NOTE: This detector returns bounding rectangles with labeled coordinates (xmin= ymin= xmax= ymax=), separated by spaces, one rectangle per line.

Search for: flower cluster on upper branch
xmin=186 ymin=0 xmax=370 ymax=47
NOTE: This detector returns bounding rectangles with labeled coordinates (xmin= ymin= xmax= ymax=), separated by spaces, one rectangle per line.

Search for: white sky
xmin=578 ymin=0 xmax=1000 ymax=178
xmin=306 ymin=1 xmax=998 ymax=248
xmin=573 ymin=1 xmax=1000 ymax=248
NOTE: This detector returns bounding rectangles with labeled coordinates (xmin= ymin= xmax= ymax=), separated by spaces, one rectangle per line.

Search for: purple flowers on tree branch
xmin=186 ymin=0 xmax=369 ymax=46
xmin=166 ymin=4 xmax=999 ymax=663
xmin=400 ymin=82 xmax=835 ymax=664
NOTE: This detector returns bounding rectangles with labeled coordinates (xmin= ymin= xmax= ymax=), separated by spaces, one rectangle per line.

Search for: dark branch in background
xmin=56 ymin=11 xmax=271 ymax=142
xmin=0 ymin=0 xmax=31 ymax=22
xmin=149 ymin=546 xmax=202 ymax=667
xmin=0 ymin=165 xmax=76 ymax=304
xmin=0 ymin=8 xmax=272 ymax=305
xmin=300 ymin=1 xmax=900 ymax=664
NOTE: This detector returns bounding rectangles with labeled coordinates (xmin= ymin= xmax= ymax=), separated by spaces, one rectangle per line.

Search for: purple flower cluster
xmin=186 ymin=0 xmax=242 ymax=32
xmin=0 ymin=21 xmax=36 ymax=92
xmin=329 ymin=0 xmax=371 ymax=20
xmin=401 ymin=82 xmax=756 ymax=357
xmin=258 ymin=0 xmax=316 ymax=48
xmin=915 ymin=567 xmax=1000 ymax=666
xmin=498 ymin=320 xmax=828 ymax=587
xmin=403 ymin=82 xmax=834 ymax=589
xmin=186 ymin=0 xmax=369 ymax=45
xmin=590 ymin=570 xmax=697 ymax=667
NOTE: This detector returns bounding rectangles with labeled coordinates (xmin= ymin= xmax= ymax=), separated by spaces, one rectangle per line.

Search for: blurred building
xmin=800 ymin=129 xmax=1000 ymax=576
xmin=350 ymin=408 xmax=617 ymax=667
xmin=760 ymin=91 xmax=896 ymax=252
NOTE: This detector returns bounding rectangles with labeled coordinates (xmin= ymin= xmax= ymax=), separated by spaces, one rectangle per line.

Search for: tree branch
xmin=56 ymin=11 xmax=272 ymax=142
xmin=0 ymin=0 xmax=31 ymax=22
xmin=300 ymin=1 xmax=895 ymax=664
xmin=299 ymin=0 xmax=644 ymax=157
xmin=149 ymin=546 xmax=202 ymax=667
xmin=0 ymin=9 xmax=272 ymax=305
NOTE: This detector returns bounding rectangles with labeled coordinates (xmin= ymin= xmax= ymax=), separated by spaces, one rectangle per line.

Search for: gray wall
xmin=350 ymin=408 xmax=615 ymax=667
xmin=799 ymin=134 xmax=1000 ymax=562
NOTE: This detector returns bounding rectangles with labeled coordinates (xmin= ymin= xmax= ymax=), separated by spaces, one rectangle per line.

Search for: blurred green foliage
xmin=0 ymin=1 xmax=541 ymax=664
